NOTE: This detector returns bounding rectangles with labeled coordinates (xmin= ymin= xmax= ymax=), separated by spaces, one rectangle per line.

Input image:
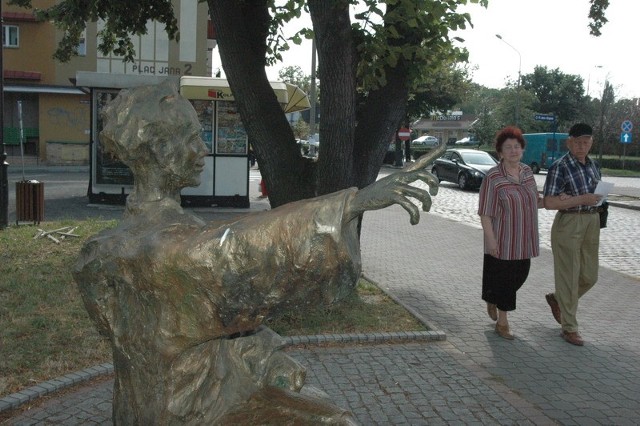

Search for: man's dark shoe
xmin=561 ymin=331 xmax=584 ymax=346
xmin=545 ymin=293 xmax=561 ymax=324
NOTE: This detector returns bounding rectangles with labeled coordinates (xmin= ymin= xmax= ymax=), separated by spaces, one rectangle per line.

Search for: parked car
xmin=411 ymin=135 xmax=440 ymax=147
xmin=431 ymin=149 xmax=497 ymax=190
xmin=454 ymin=136 xmax=479 ymax=146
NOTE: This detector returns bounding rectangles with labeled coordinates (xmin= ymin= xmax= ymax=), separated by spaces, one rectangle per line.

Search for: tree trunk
xmin=208 ymin=0 xmax=315 ymax=208
xmin=353 ymin=67 xmax=410 ymax=189
xmin=308 ymin=0 xmax=357 ymax=196
xmin=209 ymin=0 xmax=411 ymax=205
xmin=309 ymin=1 xmax=411 ymax=191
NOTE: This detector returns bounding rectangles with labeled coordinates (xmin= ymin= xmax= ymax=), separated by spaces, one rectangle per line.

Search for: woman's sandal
xmin=495 ymin=323 xmax=514 ymax=340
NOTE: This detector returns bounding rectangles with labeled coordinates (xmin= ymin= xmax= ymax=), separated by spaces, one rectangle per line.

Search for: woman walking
xmin=478 ymin=126 xmax=542 ymax=339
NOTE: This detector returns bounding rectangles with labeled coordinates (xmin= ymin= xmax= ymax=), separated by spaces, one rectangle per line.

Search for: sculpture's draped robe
xmin=74 ymin=189 xmax=361 ymax=424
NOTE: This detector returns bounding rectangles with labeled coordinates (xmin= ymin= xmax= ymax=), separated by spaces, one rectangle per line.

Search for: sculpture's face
xmin=182 ymin=121 xmax=208 ymax=187
xmin=165 ymin=102 xmax=209 ymax=188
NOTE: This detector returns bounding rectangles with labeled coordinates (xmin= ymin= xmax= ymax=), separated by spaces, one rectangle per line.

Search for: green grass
xmin=601 ymin=168 xmax=640 ymax=177
xmin=476 ymin=145 xmax=640 ymax=176
xmin=266 ymin=278 xmax=426 ymax=336
xmin=0 ymin=219 xmax=117 ymax=397
xmin=0 ymin=220 xmax=425 ymax=397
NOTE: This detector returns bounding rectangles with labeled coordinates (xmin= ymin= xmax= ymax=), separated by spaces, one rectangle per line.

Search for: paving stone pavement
xmin=358 ymin=204 xmax=640 ymax=426
xmin=2 ymin=167 xmax=640 ymax=425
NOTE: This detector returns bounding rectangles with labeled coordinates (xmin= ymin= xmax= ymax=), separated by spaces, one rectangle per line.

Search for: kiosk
xmin=75 ymin=72 xmax=309 ymax=207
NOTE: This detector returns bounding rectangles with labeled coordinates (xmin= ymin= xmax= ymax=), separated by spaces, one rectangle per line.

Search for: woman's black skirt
xmin=482 ymin=254 xmax=531 ymax=312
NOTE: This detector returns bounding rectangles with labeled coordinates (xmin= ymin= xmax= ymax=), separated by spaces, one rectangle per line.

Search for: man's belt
xmin=559 ymin=207 xmax=603 ymax=214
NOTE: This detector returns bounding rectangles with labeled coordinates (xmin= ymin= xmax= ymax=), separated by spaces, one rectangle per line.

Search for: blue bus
xmin=522 ymin=133 xmax=569 ymax=174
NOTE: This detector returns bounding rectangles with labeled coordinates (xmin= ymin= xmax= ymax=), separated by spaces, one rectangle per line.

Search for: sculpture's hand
xmin=345 ymin=145 xmax=445 ymax=225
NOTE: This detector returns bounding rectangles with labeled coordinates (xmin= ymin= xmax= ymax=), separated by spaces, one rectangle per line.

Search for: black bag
xmin=599 ymin=201 xmax=609 ymax=229
xmin=594 ymin=161 xmax=608 ymax=229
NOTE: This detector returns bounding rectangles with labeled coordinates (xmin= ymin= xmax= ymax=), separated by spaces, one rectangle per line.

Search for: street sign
xmin=621 ymin=132 xmax=632 ymax=144
xmin=397 ymin=128 xmax=411 ymax=141
xmin=534 ymin=114 xmax=555 ymax=122
xmin=621 ymin=120 xmax=633 ymax=133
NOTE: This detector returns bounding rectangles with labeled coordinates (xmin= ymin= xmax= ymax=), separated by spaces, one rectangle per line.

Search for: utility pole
xmin=309 ymin=38 xmax=317 ymax=140
xmin=1 ymin=0 xmax=9 ymax=229
xmin=496 ymin=34 xmax=521 ymax=127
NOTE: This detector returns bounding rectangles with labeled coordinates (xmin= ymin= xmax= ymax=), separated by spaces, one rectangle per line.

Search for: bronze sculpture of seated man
xmin=74 ymin=81 xmax=440 ymax=424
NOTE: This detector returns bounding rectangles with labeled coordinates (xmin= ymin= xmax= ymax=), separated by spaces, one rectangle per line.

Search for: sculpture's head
xmin=99 ymin=81 xmax=208 ymax=190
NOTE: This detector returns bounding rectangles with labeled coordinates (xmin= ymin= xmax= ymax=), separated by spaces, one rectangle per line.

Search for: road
xmin=414 ymin=173 xmax=640 ymax=280
xmin=5 ymin=168 xmax=266 ymax=223
xmin=6 ymin=167 xmax=640 ymax=280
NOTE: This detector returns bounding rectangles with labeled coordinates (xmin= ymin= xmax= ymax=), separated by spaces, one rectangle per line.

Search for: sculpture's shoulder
xmin=74 ymin=212 xmax=203 ymax=275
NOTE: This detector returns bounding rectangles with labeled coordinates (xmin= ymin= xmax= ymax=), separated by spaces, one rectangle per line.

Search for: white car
xmin=411 ymin=135 xmax=440 ymax=146
xmin=455 ymin=137 xmax=479 ymax=146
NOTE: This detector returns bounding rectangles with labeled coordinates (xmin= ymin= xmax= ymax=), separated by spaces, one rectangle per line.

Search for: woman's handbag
xmin=599 ymin=201 xmax=609 ymax=229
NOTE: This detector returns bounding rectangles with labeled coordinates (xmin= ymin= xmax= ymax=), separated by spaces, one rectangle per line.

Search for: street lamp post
xmin=495 ymin=34 xmax=521 ymax=127
xmin=587 ymin=65 xmax=603 ymax=98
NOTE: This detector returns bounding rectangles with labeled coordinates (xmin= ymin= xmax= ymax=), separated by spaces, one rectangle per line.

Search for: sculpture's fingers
xmin=422 ymin=195 xmax=432 ymax=212
xmin=393 ymin=168 xmax=436 ymax=190
xmin=387 ymin=189 xmax=420 ymax=225
xmin=394 ymin=169 xmax=439 ymax=196
xmin=412 ymin=170 xmax=440 ymax=196
xmin=403 ymin=144 xmax=446 ymax=172
xmin=392 ymin=194 xmax=421 ymax=225
xmin=395 ymin=183 xmax=433 ymax=212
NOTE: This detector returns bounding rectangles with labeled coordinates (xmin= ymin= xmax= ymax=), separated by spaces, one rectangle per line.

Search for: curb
xmin=609 ymin=200 xmax=640 ymax=211
xmin=0 ymin=363 xmax=114 ymax=413
xmin=283 ymin=330 xmax=445 ymax=347
xmin=0 ymin=330 xmax=445 ymax=415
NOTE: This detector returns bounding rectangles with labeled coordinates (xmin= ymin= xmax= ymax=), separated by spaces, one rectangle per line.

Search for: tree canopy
xmin=11 ymin=0 xmax=615 ymax=205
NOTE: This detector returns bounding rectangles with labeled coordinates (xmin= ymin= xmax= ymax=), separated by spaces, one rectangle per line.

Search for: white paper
xmin=594 ymin=181 xmax=614 ymax=206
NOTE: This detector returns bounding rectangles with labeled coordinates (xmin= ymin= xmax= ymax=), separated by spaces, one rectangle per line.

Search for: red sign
xmin=397 ymin=128 xmax=411 ymax=141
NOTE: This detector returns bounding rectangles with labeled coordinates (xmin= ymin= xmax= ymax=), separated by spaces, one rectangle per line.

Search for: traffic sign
xmin=621 ymin=132 xmax=632 ymax=144
xmin=621 ymin=120 xmax=633 ymax=132
xmin=534 ymin=114 xmax=555 ymax=122
xmin=397 ymin=128 xmax=411 ymax=141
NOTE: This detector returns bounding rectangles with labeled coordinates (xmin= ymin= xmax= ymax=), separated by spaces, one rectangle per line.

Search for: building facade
xmin=412 ymin=111 xmax=477 ymax=145
xmin=3 ymin=0 xmax=211 ymax=164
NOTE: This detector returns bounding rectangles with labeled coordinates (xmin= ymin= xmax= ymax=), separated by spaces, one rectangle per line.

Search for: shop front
xmin=75 ymin=72 xmax=309 ymax=207
xmin=412 ymin=112 xmax=477 ymax=145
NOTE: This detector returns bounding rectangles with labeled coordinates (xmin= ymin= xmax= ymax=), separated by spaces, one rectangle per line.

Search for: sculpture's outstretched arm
xmin=344 ymin=145 xmax=446 ymax=225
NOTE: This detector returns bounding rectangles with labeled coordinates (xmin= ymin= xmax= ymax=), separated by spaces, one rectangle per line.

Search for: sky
xmin=262 ymin=0 xmax=640 ymax=100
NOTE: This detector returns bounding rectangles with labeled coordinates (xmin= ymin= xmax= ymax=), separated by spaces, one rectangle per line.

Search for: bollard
xmin=16 ymin=180 xmax=44 ymax=224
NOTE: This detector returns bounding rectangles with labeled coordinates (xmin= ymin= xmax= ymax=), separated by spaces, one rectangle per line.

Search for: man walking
xmin=542 ymin=123 xmax=603 ymax=346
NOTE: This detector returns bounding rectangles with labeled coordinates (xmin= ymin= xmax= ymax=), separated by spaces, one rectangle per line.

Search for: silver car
xmin=411 ymin=135 xmax=440 ymax=147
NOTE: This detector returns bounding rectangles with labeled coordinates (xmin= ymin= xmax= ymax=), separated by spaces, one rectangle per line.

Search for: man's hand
xmin=544 ymin=192 xmax=603 ymax=210
xmin=344 ymin=146 xmax=445 ymax=225
xmin=583 ymin=193 xmax=604 ymax=206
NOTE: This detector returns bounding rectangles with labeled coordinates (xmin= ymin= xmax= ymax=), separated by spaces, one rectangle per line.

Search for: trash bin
xmin=16 ymin=180 xmax=44 ymax=224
